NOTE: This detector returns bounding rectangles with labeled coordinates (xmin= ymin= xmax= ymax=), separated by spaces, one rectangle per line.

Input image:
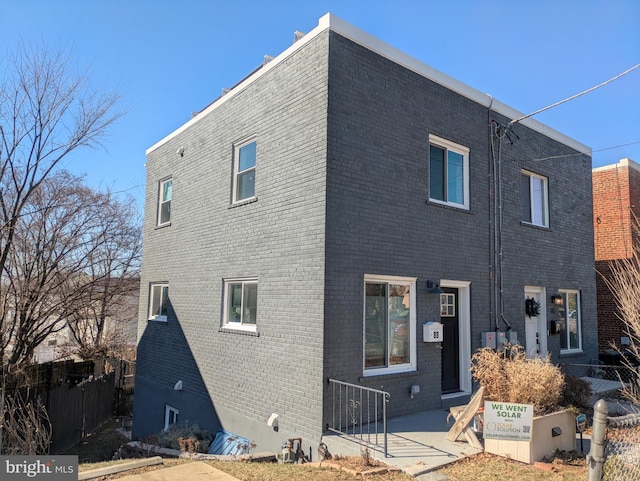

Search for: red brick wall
xmin=595 ymin=260 xmax=622 ymax=352
xmin=593 ymin=160 xmax=640 ymax=352
xmin=593 ymin=164 xmax=632 ymax=261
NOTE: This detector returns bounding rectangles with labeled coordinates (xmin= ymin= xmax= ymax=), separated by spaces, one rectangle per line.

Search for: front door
xmin=441 ymin=288 xmax=460 ymax=394
xmin=524 ymin=287 xmax=547 ymax=359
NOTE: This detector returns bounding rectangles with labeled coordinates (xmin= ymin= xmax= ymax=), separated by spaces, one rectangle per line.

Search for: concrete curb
xmin=78 ymin=456 xmax=163 ymax=480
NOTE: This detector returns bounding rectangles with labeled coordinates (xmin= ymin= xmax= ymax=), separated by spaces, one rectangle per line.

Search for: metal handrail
xmin=327 ymin=378 xmax=390 ymax=457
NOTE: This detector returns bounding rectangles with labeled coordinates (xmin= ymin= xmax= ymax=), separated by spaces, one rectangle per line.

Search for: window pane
xmin=365 ymin=283 xmax=387 ymax=368
xmin=237 ymin=170 xmax=255 ymax=200
xmin=243 ymin=283 xmax=257 ymax=324
xmin=239 ymin=142 xmax=256 ymax=171
xmin=160 ymin=200 xmax=171 ymax=224
xmin=228 ymin=284 xmax=242 ymax=323
xmin=521 ymin=174 xmax=532 ymax=223
xmin=162 ymin=180 xmax=173 ymax=202
xmin=567 ymin=292 xmax=580 ymax=349
xmin=447 ymin=151 xmax=464 ymax=204
xmin=388 ymin=284 xmax=410 ymax=365
xmin=531 ymin=176 xmax=545 ymax=226
xmin=429 ymin=145 xmax=445 ymax=201
xmin=160 ymin=286 xmax=169 ymax=317
xmin=151 ymin=286 xmax=161 ymax=317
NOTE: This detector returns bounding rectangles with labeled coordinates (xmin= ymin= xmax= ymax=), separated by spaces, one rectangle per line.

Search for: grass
xmin=73 ymin=417 xmax=588 ymax=481
xmin=60 ymin=418 xmax=129 ymax=464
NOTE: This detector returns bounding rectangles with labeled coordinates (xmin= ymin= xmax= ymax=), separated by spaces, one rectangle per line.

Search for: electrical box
xmin=506 ymin=330 xmax=518 ymax=344
xmin=481 ymin=331 xmax=497 ymax=349
xmin=497 ymin=331 xmax=506 ymax=348
xmin=423 ymin=321 xmax=443 ymax=342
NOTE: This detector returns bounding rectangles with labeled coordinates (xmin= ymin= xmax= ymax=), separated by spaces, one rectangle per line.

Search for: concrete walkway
xmin=108 ymin=462 xmax=240 ymax=481
xmin=323 ymin=408 xmax=484 ymax=477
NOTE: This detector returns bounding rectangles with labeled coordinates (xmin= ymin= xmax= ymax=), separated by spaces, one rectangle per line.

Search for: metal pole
xmin=587 ymin=399 xmax=608 ymax=481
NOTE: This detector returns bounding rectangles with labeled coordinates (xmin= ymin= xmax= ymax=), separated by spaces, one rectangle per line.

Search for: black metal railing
xmin=327 ymin=379 xmax=390 ymax=457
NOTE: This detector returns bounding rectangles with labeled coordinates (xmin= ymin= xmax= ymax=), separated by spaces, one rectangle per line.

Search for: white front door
xmin=524 ymin=287 xmax=547 ymax=359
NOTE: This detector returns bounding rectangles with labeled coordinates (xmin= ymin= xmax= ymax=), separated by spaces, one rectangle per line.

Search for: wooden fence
xmin=42 ymin=372 xmax=116 ymax=452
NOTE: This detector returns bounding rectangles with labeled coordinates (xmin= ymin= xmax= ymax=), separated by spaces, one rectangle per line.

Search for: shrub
xmin=152 ymin=422 xmax=213 ymax=453
xmin=560 ymin=374 xmax=593 ymax=410
xmin=471 ymin=344 xmax=564 ymax=415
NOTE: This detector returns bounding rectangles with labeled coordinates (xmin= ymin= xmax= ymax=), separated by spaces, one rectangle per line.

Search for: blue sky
xmin=2 ymin=0 xmax=638 ymax=209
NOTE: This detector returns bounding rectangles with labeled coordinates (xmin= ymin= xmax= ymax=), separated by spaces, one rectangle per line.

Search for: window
xmin=164 ymin=405 xmax=179 ymax=431
xmin=149 ymin=283 xmax=169 ymax=321
xmin=157 ymin=178 xmax=173 ymax=226
xmin=223 ymin=278 xmax=258 ymax=330
xmin=440 ymin=293 xmax=455 ymax=317
xmin=559 ymin=290 xmax=582 ymax=353
xmin=521 ymin=171 xmax=548 ymax=227
xmin=364 ymin=275 xmax=416 ymax=375
xmin=429 ymin=135 xmax=469 ymax=209
xmin=233 ymin=140 xmax=256 ymax=202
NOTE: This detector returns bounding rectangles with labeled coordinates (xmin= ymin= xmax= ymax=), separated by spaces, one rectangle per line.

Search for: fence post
xmin=587 ymin=399 xmax=608 ymax=481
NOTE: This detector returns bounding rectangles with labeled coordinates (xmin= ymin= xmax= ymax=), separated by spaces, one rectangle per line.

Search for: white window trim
xmin=363 ymin=274 xmax=417 ymax=377
xmin=559 ymin=289 xmax=582 ymax=354
xmin=148 ymin=283 xmax=169 ymax=322
xmin=164 ymin=405 xmax=179 ymax=431
xmin=521 ymin=170 xmax=549 ymax=228
xmin=428 ymin=134 xmax=470 ymax=210
xmin=157 ymin=177 xmax=172 ymax=226
xmin=232 ymin=138 xmax=257 ymax=204
xmin=222 ymin=277 xmax=258 ymax=332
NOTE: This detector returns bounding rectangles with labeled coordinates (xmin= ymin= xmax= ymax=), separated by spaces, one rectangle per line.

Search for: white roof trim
xmin=147 ymin=12 xmax=591 ymax=156
xmin=593 ymin=158 xmax=639 ymax=173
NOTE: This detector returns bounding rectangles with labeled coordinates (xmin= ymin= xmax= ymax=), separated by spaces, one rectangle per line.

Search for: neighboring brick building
xmin=133 ymin=14 xmax=597 ymax=452
xmin=593 ymin=158 xmax=640 ymax=354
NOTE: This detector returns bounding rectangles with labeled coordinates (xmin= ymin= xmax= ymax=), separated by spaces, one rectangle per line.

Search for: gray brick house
xmin=133 ymin=13 xmax=597 ymax=451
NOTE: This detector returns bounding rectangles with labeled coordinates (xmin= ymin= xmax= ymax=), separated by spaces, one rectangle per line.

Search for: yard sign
xmin=483 ymin=401 xmax=534 ymax=441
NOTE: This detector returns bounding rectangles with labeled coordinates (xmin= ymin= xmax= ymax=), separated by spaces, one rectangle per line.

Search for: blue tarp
xmin=208 ymin=429 xmax=251 ymax=455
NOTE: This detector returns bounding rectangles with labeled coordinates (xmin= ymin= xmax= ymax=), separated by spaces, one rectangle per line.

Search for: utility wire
xmin=530 ymin=141 xmax=640 ymax=162
xmin=508 ymin=63 xmax=640 ymax=127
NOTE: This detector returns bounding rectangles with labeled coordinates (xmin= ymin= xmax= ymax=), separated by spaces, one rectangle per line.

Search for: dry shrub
xmin=471 ymin=344 xmax=564 ymax=415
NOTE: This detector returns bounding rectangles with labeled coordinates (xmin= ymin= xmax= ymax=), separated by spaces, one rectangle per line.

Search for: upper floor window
xmin=157 ymin=178 xmax=173 ymax=226
xmin=559 ymin=290 xmax=582 ymax=353
xmin=429 ymin=135 xmax=469 ymax=210
xmin=223 ymin=278 xmax=258 ymax=331
xmin=149 ymin=283 xmax=169 ymax=321
xmin=233 ymin=140 xmax=256 ymax=203
xmin=364 ymin=275 xmax=416 ymax=376
xmin=521 ymin=171 xmax=548 ymax=227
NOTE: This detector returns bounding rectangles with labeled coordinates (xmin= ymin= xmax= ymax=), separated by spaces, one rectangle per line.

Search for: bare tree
xmin=600 ymin=221 xmax=640 ymax=406
xmin=0 ymin=42 xmax=121 ymax=367
xmin=64 ymin=190 xmax=141 ymax=360
xmin=1 ymin=388 xmax=51 ymax=454
xmin=0 ymin=170 xmax=141 ymax=366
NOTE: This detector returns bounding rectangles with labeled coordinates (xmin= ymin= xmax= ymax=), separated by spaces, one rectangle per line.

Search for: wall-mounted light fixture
xmin=410 ymin=384 xmax=420 ymax=399
xmin=426 ymin=280 xmax=444 ymax=294
xmin=551 ymin=294 xmax=563 ymax=306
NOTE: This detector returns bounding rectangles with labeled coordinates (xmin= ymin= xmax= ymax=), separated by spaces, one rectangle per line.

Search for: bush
xmin=560 ymin=374 xmax=593 ymax=410
xmin=471 ymin=344 xmax=564 ymax=415
xmin=151 ymin=422 xmax=213 ymax=454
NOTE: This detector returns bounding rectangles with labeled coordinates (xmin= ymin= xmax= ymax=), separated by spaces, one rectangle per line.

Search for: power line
xmin=508 ymin=63 xmax=640 ymax=127
xmin=529 ymin=141 xmax=640 ymax=162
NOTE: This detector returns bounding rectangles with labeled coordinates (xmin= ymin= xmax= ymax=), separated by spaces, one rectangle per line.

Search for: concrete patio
xmin=323 ymin=408 xmax=484 ymax=478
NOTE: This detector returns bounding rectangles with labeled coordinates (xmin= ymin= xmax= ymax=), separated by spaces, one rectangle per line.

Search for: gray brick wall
xmin=322 ymin=32 xmax=596 ymax=423
xmin=134 ymin=32 xmax=330 ymax=449
xmin=134 ymin=26 xmax=597 ymax=450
